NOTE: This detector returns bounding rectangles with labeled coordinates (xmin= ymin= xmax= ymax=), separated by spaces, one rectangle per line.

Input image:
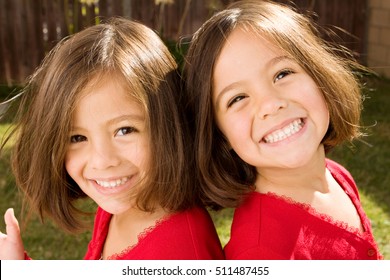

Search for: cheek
xmin=324 ymin=107 xmax=330 ymax=126
xmin=299 ymin=83 xmax=329 ymax=126
xmin=124 ymin=141 xmax=150 ymax=169
xmin=217 ymin=116 xmax=250 ymax=148
xmin=139 ymin=145 xmax=151 ymax=171
xmin=64 ymin=151 xmax=81 ymax=179
xmin=313 ymin=93 xmax=330 ymax=130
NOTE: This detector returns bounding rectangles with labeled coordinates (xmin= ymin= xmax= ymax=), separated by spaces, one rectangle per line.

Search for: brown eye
xmin=116 ymin=127 xmax=137 ymax=136
xmin=275 ymin=69 xmax=294 ymax=82
xmin=70 ymin=135 xmax=87 ymax=143
xmin=228 ymin=95 xmax=247 ymax=108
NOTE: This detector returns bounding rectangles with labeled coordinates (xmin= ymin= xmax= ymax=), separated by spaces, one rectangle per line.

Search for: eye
xmin=116 ymin=126 xmax=137 ymax=136
xmin=70 ymin=135 xmax=87 ymax=143
xmin=227 ymin=95 xmax=247 ymax=108
xmin=274 ymin=69 xmax=294 ymax=82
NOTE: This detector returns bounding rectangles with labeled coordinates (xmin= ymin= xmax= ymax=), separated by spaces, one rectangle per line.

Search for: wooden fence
xmin=0 ymin=0 xmax=367 ymax=86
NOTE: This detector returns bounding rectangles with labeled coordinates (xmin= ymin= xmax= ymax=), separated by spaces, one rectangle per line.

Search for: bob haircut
xmin=183 ymin=0 xmax=365 ymax=209
xmin=2 ymin=18 xmax=197 ymax=232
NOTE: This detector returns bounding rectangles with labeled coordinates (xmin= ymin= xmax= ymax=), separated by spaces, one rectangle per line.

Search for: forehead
xmin=215 ymin=27 xmax=284 ymax=68
xmin=73 ymin=76 xmax=145 ymax=124
xmin=213 ymin=27 xmax=283 ymax=85
xmin=80 ymin=72 xmax=143 ymax=104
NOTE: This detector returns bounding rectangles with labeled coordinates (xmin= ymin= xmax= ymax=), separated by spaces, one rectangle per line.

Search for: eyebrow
xmin=70 ymin=114 xmax=145 ymax=132
xmin=214 ymin=55 xmax=292 ymax=110
xmin=106 ymin=114 xmax=145 ymax=127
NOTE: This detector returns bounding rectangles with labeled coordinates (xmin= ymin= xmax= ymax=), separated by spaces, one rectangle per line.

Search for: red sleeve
xmin=24 ymin=251 xmax=32 ymax=260
xmin=84 ymin=207 xmax=110 ymax=260
xmin=326 ymin=158 xmax=360 ymax=200
xmin=116 ymin=207 xmax=224 ymax=259
xmin=182 ymin=207 xmax=225 ymax=259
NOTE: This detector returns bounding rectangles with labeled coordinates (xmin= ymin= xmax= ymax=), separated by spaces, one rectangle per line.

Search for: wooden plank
xmin=0 ymin=0 xmax=369 ymax=85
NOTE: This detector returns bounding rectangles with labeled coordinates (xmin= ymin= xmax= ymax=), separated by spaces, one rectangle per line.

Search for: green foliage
xmin=0 ymin=85 xmax=21 ymax=101
xmin=165 ymin=39 xmax=190 ymax=72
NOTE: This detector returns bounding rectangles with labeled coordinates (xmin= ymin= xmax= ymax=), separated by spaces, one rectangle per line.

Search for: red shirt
xmin=224 ymin=159 xmax=383 ymax=260
xmin=84 ymin=206 xmax=224 ymax=260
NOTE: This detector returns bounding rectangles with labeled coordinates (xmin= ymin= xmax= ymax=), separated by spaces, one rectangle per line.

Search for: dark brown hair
xmin=183 ymin=0 xmax=364 ymax=209
xmin=2 ymin=18 xmax=198 ymax=232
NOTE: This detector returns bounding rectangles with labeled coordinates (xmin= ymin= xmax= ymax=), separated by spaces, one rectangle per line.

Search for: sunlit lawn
xmin=0 ymin=77 xmax=389 ymax=259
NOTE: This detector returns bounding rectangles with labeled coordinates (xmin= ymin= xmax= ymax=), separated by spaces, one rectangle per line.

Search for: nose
xmin=255 ymin=91 xmax=287 ymax=119
xmin=89 ymin=140 xmax=121 ymax=170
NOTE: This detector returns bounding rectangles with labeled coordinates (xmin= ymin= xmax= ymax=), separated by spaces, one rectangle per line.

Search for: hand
xmin=0 ymin=208 xmax=25 ymax=260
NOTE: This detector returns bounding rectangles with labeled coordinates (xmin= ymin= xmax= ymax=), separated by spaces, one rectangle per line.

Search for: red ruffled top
xmin=84 ymin=206 xmax=224 ymax=260
xmin=224 ymin=159 xmax=383 ymax=260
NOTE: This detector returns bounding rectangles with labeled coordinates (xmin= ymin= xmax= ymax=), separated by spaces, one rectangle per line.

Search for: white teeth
xmin=263 ymin=119 xmax=303 ymax=144
xmin=96 ymin=176 xmax=129 ymax=188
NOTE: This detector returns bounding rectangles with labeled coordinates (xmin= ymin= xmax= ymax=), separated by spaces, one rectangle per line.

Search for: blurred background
xmin=0 ymin=0 xmax=389 ymax=259
xmin=1 ymin=0 xmax=390 ymax=86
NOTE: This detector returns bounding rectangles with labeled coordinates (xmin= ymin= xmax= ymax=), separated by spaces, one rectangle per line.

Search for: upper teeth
xmin=263 ymin=119 xmax=303 ymax=144
xmin=96 ymin=176 xmax=129 ymax=188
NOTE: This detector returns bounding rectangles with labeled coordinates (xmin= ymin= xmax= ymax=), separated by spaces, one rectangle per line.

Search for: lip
xmin=91 ymin=175 xmax=135 ymax=195
xmin=260 ymin=117 xmax=306 ymax=145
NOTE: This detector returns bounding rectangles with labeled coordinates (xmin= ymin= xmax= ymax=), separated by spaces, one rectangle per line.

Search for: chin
xmin=281 ymin=154 xmax=320 ymax=170
xmin=100 ymin=203 xmax=132 ymax=215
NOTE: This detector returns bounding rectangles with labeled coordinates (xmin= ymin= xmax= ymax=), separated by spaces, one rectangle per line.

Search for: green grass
xmin=0 ymin=141 xmax=95 ymax=259
xmin=326 ymin=77 xmax=390 ymax=258
xmin=1 ymin=77 xmax=389 ymax=259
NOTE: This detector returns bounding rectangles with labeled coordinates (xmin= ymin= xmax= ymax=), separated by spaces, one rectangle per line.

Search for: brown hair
xmin=183 ymin=0 xmax=365 ymax=209
xmin=2 ymin=18 xmax=197 ymax=232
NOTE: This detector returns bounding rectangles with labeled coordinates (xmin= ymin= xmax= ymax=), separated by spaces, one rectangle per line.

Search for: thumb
xmin=4 ymin=208 xmax=21 ymax=241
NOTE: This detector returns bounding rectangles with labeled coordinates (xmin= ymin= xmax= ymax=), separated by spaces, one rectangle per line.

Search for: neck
xmin=102 ymin=206 xmax=167 ymax=259
xmin=113 ymin=206 xmax=166 ymax=226
xmin=255 ymin=145 xmax=328 ymax=194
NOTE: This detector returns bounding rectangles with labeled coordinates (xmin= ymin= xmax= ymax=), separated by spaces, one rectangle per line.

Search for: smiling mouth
xmin=95 ymin=176 xmax=130 ymax=188
xmin=263 ymin=118 xmax=304 ymax=144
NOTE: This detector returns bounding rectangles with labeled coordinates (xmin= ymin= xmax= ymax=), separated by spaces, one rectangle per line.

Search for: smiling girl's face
xmin=65 ymin=77 xmax=150 ymax=215
xmin=212 ymin=27 xmax=330 ymax=173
